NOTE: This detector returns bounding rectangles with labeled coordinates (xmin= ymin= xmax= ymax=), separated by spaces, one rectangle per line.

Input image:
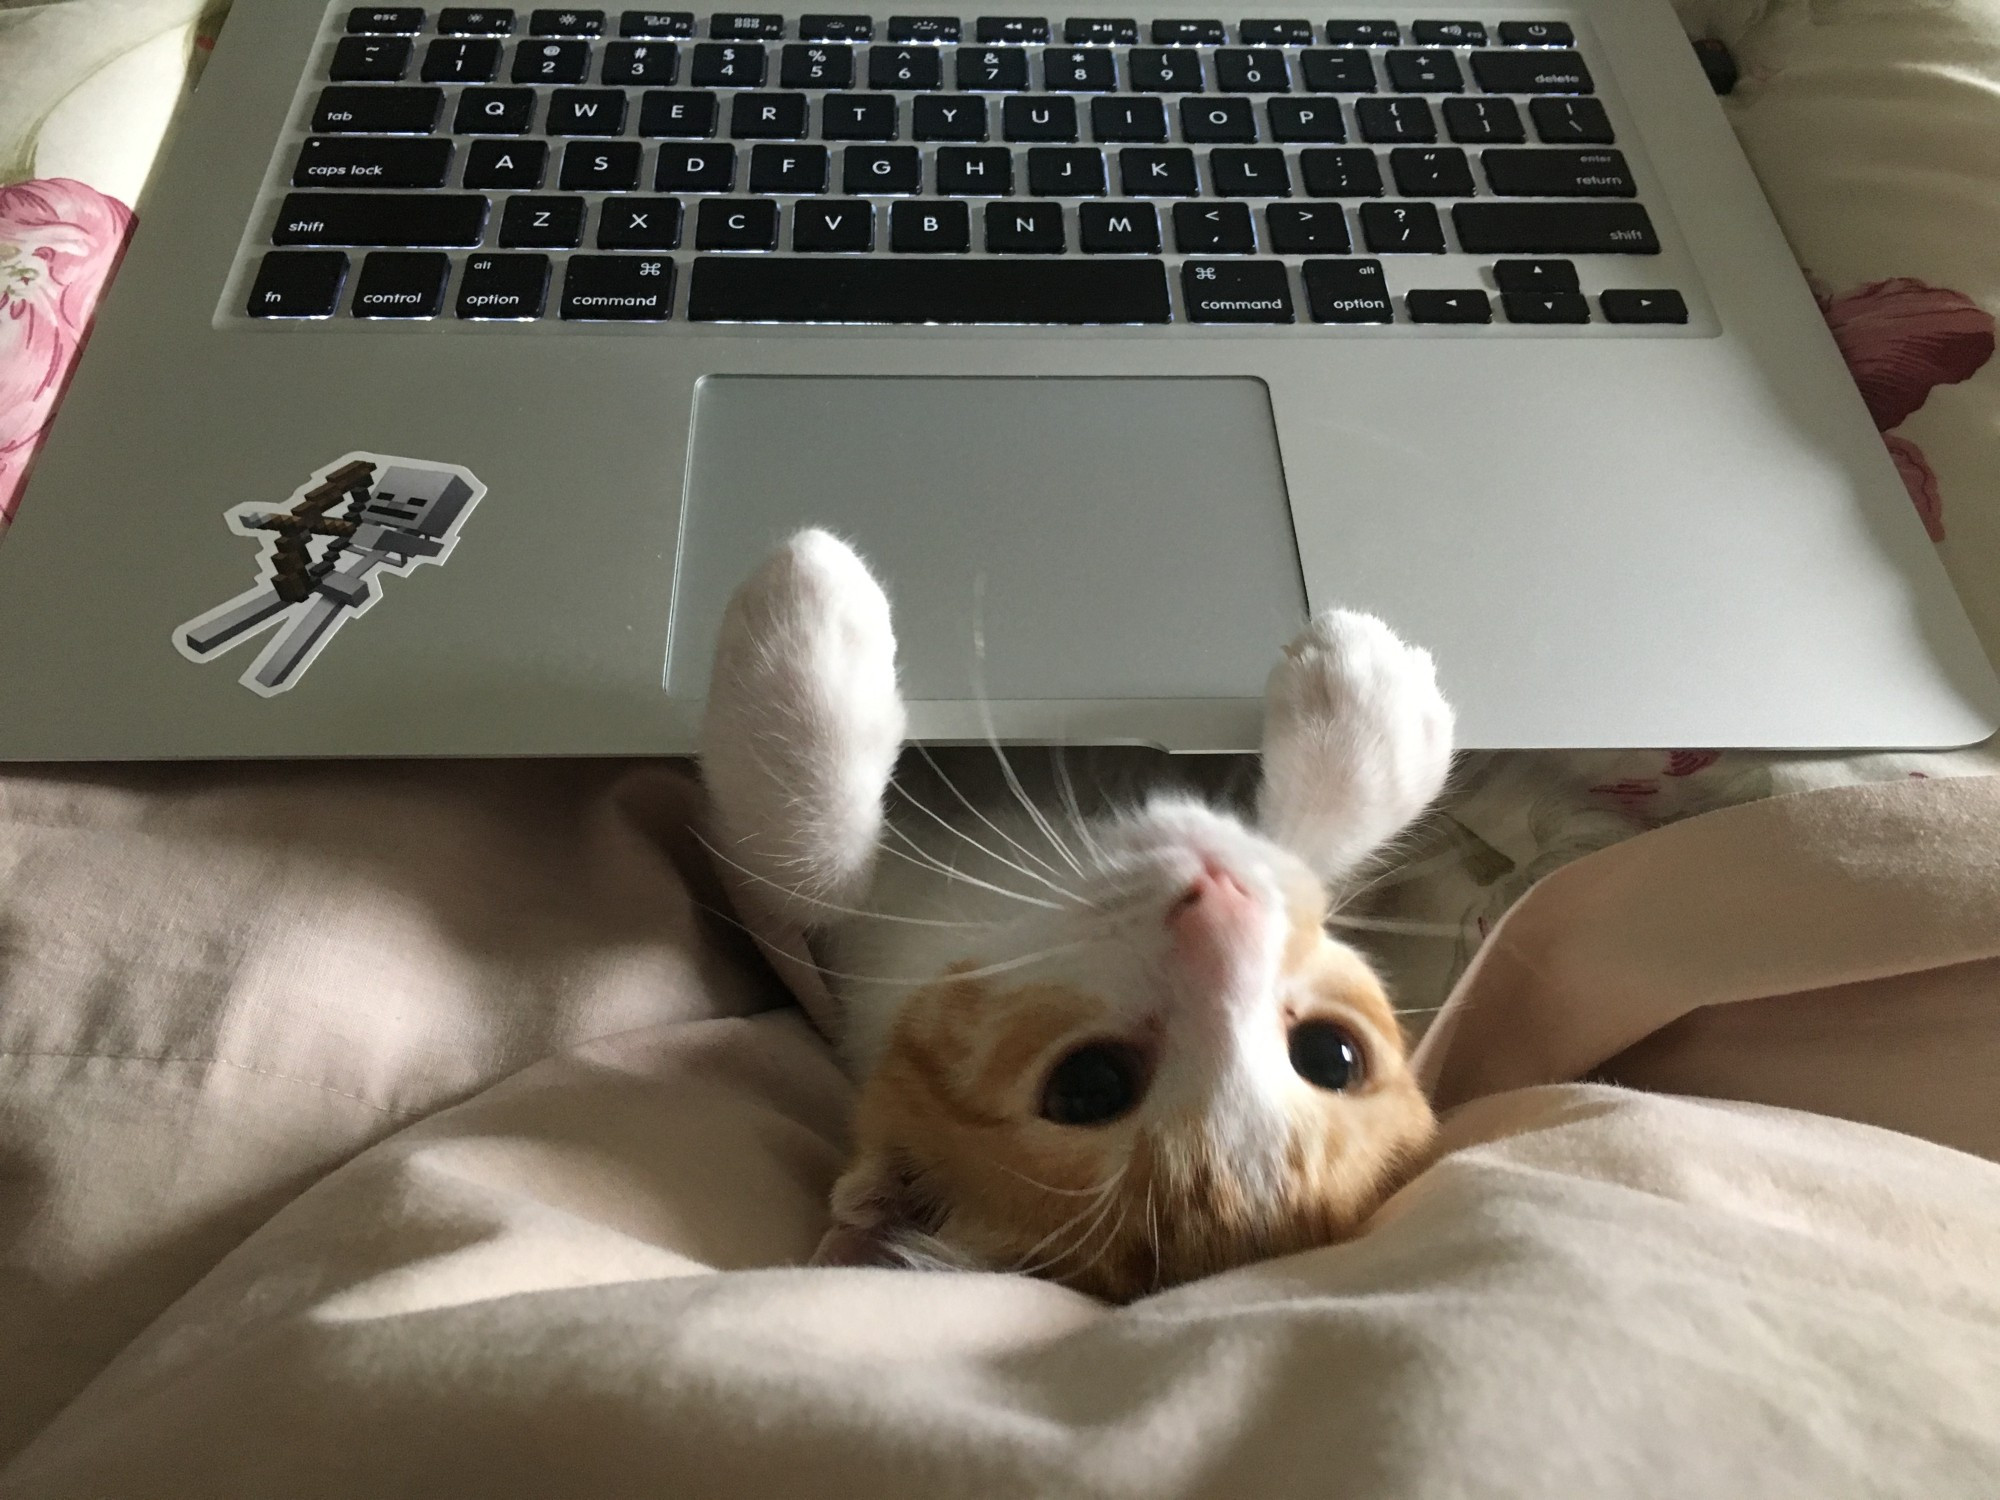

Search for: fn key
xmin=247 ymin=251 xmax=348 ymax=317
xmin=1182 ymin=260 xmax=1293 ymax=323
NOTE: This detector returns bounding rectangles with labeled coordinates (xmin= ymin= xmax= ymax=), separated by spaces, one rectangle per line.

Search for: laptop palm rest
xmin=669 ymin=376 xmax=1309 ymax=713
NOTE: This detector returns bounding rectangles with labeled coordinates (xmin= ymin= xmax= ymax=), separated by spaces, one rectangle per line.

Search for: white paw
xmin=1257 ymin=609 xmax=1455 ymax=883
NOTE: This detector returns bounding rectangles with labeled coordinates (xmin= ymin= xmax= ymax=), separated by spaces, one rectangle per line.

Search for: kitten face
xmin=837 ymin=798 xmax=1437 ymax=1302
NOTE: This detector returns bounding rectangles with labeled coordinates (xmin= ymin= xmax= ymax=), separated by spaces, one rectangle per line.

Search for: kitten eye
xmin=1039 ymin=1043 xmax=1147 ymax=1127
xmin=1289 ymin=1021 xmax=1364 ymax=1092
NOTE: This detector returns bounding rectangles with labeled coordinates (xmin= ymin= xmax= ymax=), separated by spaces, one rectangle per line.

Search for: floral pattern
xmin=0 ymin=178 xmax=132 ymax=527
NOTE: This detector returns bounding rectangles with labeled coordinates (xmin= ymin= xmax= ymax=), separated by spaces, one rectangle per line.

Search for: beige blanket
xmin=3 ymin=765 xmax=1999 ymax=1496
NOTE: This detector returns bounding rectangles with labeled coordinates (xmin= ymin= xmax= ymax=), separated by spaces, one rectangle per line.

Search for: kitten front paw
xmin=1257 ymin=609 xmax=1455 ymax=884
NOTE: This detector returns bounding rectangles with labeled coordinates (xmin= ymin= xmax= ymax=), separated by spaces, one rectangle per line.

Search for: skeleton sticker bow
xmin=174 ymin=453 xmax=486 ymax=696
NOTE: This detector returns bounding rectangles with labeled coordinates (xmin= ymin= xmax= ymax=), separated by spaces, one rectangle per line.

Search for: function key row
xmin=347 ymin=11 xmax=1582 ymax=46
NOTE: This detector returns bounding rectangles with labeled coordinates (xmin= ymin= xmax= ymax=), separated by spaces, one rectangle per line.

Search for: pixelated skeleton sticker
xmin=174 ymin=453 xmax=486 ymax=697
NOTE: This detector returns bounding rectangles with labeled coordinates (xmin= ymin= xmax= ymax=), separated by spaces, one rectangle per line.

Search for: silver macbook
xmin=0 ymin=0 xmax=1993 ymax=756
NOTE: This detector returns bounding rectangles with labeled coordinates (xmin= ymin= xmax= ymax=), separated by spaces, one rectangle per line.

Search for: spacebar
xmin=687 ymin=257 xmax=1173 ymax=324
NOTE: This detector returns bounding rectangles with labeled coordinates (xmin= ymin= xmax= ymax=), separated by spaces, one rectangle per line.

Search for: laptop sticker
xmin=173 ymin=453 xmax=486 ymax=697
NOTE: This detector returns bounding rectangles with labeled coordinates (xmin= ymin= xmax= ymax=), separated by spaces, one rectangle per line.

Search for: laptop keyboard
xmin=236 ymin=5 xmax=1700 ymax=327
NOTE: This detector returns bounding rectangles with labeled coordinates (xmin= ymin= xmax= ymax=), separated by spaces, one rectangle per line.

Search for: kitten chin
xmin=700 ymin=530 xmax=1453 ymax=1301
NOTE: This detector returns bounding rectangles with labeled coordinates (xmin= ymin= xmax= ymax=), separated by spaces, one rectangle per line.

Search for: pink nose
xmin=1168 ymin=859 xmax=1260 ymax=955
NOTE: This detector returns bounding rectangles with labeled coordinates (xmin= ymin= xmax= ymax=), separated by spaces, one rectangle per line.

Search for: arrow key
xmin=1407 ymin=287 xmax=1491 ymax=323
xmin=1601 ymin=288 xmax=1688 ymax=324
xmin=1502 ymin=290 xmax=1589 ymax=323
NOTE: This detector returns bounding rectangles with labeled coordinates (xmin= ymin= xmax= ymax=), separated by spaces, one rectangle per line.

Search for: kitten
xmin=700 ymin=530 xmax=1452 ymax=1302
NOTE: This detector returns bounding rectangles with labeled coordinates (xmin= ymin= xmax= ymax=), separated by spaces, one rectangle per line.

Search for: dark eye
xmin=1289 ymin=1021 xmax=1364 ymax=1092
xmin=1040 ymin=1043 xmax=1147 ymax=1127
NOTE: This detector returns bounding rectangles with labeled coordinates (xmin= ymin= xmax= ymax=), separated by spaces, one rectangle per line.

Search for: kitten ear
xmin=810 ymin=1153 xmax=969 ymax=1272
xmin=700 ymin=530 xmax=906 ymax=930
xmin=1256 ymin=608 xmax=1455 ymax=886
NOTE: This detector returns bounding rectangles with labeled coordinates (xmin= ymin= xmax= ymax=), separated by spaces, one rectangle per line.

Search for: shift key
xmin=272 ymin=192 xmax=488 ymax=246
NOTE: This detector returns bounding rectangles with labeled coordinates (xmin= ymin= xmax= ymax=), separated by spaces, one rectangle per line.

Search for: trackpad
xmin=669 ymin=377 xmax=1307 ymax=702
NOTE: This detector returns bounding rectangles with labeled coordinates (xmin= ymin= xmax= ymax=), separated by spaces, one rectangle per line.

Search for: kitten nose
xmin=1168 ymin=859 xmax=1261 ymax=970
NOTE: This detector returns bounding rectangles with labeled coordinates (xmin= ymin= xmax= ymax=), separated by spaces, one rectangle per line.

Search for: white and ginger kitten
xmin=700 ymin=530 xmax=1453 ymax=1302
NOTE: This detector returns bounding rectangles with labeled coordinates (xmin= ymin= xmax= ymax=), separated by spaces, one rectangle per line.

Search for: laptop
xmin=0 ymin=0 xmax=1993 ymax=757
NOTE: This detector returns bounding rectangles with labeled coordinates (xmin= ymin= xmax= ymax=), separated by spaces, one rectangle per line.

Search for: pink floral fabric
xmin=0 ymin=179 xmax=134 ymax=528
xmin=1813 ymin=276 xmax=1996 ymax=542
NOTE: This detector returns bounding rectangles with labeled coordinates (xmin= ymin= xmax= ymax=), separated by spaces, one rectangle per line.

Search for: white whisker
xmin=889 ymin=771 xmax=1080 ymax=903
xmin=968 ymin=579 xmax=1088 ymax=879
xmin=917 ymin=744 xmax=1072 ymax=884
xmin=876 ymin=819 xmax=1065 ymax=911
xmin=693 ymin=831 xmax=1023 ymax=928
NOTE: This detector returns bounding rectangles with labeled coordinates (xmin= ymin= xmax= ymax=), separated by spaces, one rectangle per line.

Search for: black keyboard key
xmin=914 ymin=96 xmax=988 ymax=139
xmin=561 ymin=253 xmax=675 ymax=316
xmin=457 ymin=85 xmax=538 ymax=130
xmin=1151 ymin=18 xmax=1223 ymax=43
xmin=1499 ymin=20 xmax=1573 ymax=46
xmin=781 ymin=42 xmax=853 ymax=85
xmin=1407 ymin=287 xmax=1489 ymax=322
xmin=691 ymin=41 xmax=767 ymax=83
xmin=598 ymin=195 xmax=683 ymax=245
xmin=957 ymin=46 xmax=1030 ymax=89
xmin=1267 ymin=201 xmax=1348 ymax=251
xmin=1472 ymin=49 xmax=1591 ymax=94
xmin=712 ymin=12 xmax=785 ymax=38
xmin=1268 ymin=97 xmax=1343 ymax=141
xmin=986 ymin=200 xmax=1065 ymax=251
xmin=247 ymin=250 xmax=348 ymax=317
xmin=937 ymin=145 xmax=1012 ymax=193
xmin=457 ymin=252 xmax=549 ymax=316
xmin=732 ymin=91 xmax=809 ymax=136
xmin=1028 ymin=146 xmax=1106 ymax=194
xmin=1390 ymin=145 xmax=1472 ymax=195
xmin=1216 ymin=49 xmax=1289 ymax=92
xmin=1240 ymin=18 xmax=1312 ymax=44
xmin=977 ymin=16 xmax=1048 ymax=41
xmin=423 ymin=37 xmax=502 ymax=80
xmin=1443 ymin=95 xmax=1523 ymax=142
xmin=513 ymin=39 xmax=591 ymax=80
xmin=794 ymin=197 xmax=874 ymax=249
xmin=350 ymin=250 xmax=450 ymax=316
xmin=1299 ymin=146 xmax=1381 ymax=196
xmin=533 ymin=8 xmax=605 ymax=33
xmin=1324 ymin=20 xmax=1397 ymax=44
xmin=499 ymin=193 xmax=587 ymax=244
xmin=656 ymin=141 xmax=736 ymax=188
xmin=640 ymin=89 xmax=719 ymax=134
xmin=1129 ymin=48 xmax=1204 ymax=91
xmin=1601 ymin=288 xmax=1688 ymax=323
xmin=1492 ymin=259 xmax=1578 ymax=294
xmin=868 ymin=44 xmax=941 ymax=87
xmin=349 ymin=6 xmax=425 ymax=31
xmin=548 ymin=88 xmax=629 ymax=132
xmin=891 ymin=199 xmax=971 ymax=250
xmin=1302 ymin=256 xmax=1391 ymax=320
xmin=1120 ymin=147 xmax=1197 ymax=195
xmin=1004 ymin=96 xmax=1078 ymax=140
xmin=315 ymin=85 xmax=443 ymax=133
xmin=1411 ymin=20 xmax=1485 ymax=46
xmin=823 ymin=92 xmax=899 ymax=137
xmin=331 ymin=36 xmax=412 ymax=80
xmin=1079 ymin=200 xmax=1159 ymax=252
xmin=440 ymin=8 xmax=518 ymax=32
xmin=1092 ymin=96 xmax=1168 ymax=140
xmin=272 ymin=192 xmax=487 ymax=246
xmin=750 ymin=142 xmax=829 ymax=191
xmin=844 ymin=144 xmax=921 ymax=191
xmin=1210 ymin=147 xmax=1289 ymax=196
xmin=1385 ymin=49 xmax=1460 ymax=92
xmin=886 ymin=15 xmax=959 ymax=40
xmin=292 ymin=135 xmax=452 ymax=187
xmin=1181 ymin=96 xmax=1256 ymax=142
xmin=1530 ymin=96 xmax=1613 ymax=142
xmin=697 ymin=197 xmax=779 ymax=247
xmin=1173 ymin=200 xmax=1254 ymax=252
xmin=1483 ymin=147 xmax=1633 ymax=196
xmin=560 ymin=139 xmax=642 ymax=187
xmin=1045 ymin=47 xmax=1118 ymax=90
xmin=1355 ymin=95 xmax=1434 ymax=141
xmin=687 ymin=254 xmax=1170 ymax=321
xmin=1360 ymin=199 xmax=1444 ymax=251
xmin=605 ymin=38 xmax=681 ymax=80
xmin=801 ymin=13 xmax=874 ymax=38
xmin=1183 ymin=258 xmax=1292 ymax=321
xmin=1502 ymin=289 xmax=1589 ymax=323
xmin=464 ymin=137 xmax=548 ymax=187
xmin=622 ymin=9 xmax=696 ymax=34
xmin=1066 ymin=17 xmax=1137 ymax=43
xmin=1453 ymin=200 xmax=1657 ymax=252
xmin=1300 ymin=49 xmax=1374 ymax=92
